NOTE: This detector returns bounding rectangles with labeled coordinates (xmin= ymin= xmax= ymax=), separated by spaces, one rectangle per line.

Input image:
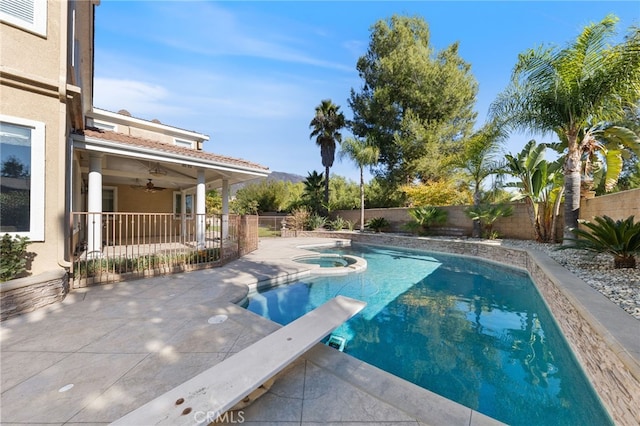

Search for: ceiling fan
xmin=130 ymin=178 xmax=167 ymax=193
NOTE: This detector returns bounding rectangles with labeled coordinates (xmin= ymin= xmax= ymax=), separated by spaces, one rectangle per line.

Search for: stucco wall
xmin=580 ymin=189 xmax=640 ymax=222
xmin=333 ymin=190 xmax=640 ymax=240
xmin=332 ymin=203 xmax=561 ymax=240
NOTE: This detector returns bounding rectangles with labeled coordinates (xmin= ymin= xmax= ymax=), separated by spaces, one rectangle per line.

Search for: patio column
xmin=196 ymin=169 xmax=206 ymax=249
xmin=87 ymin=153 xmax=103 ymax=258
xmin=221 ymin=179 xmax=229 ymax=239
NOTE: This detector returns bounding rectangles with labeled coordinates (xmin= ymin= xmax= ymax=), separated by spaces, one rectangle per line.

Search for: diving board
xmin=110 ymin=295 xmax=366 ymax=426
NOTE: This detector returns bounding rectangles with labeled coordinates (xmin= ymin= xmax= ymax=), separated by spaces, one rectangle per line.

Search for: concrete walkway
xmin=1 ymin=238 xmax=501 ymax=425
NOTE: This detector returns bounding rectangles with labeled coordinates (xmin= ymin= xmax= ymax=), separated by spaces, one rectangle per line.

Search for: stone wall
xmin=1 ymin=270 xmax=69 ymax=321
xmin=297 ymin=231 xmax=640 ymax=426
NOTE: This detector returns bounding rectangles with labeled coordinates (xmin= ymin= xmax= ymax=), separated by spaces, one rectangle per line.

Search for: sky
xmin=93 ymin=1 xmax=640 ymax=183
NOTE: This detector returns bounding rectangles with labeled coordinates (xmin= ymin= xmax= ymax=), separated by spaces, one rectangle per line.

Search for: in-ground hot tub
xmin=293 ymin=253 xmax=366 ymax=275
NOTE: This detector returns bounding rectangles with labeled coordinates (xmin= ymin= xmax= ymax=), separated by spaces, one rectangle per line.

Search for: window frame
xmin=0 ymin=0 xmax=48 ymax=37
xmin=0 ymin=114 xmax=45 ymax=241
xmin=173 ymin=191 xmax=193 ymax=219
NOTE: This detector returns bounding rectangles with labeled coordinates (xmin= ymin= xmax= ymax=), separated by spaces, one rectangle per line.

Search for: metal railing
xmin=70 ymin=212 xmax=258 ymax=287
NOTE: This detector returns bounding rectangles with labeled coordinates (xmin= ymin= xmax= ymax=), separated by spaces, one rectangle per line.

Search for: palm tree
xmin=309 ymin=99 xmax=346 ymax=206
xmin=338 ymin=137 xmax=380 ymax=231
xmin=455 ymin=121 xmax=506 ymax=237
xmin=302 ymin=171 xmax=325 ymax=215
xmin=578 ymin=124 xmax=640 ymax=193
xmin=490 ymin=15 xmax=640 ymax=243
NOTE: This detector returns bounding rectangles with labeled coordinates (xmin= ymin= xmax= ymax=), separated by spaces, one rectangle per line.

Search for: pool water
xmin=246 ymin=244 xmax=613 ymax=426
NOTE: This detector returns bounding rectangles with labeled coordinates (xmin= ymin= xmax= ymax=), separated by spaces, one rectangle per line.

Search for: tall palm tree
xmin=455 ymin=121 xmax=506 ymax=237
xmin=339 ymin=137 xmax=380 ymax=231
xmin=490 ymin=15 xmax=640 ymax=243
xmin=309 ymin=99 xmax=346 ymax=206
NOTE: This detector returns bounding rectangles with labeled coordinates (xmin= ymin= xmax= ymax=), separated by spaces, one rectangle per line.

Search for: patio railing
xmin=70 ymin=212 xmax=258 ymax=287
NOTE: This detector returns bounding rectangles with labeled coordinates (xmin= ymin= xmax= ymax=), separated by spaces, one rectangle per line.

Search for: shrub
xmin=405 ymin=206 xmax=448 ymax=235
xmin=306 ymin=213 xmax=327 ymax=230
xmin=366 ymin=217 xmax=390 ymax=233
xmin=560 ymin=215 xmax=640 ymax=268
xmin=286 ymin=207 xmax=311 ymax=231
xmin=465 ymin=204 xmax=513 ymax=239
xmin=329 ymin=216 xmax=348 ymax=231
xmin=0 ymin=234 xmax=31 ymax=281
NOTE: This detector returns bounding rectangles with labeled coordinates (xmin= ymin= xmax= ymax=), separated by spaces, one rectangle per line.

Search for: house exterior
xmin=1 ymin=0 xmax=269 ymax=313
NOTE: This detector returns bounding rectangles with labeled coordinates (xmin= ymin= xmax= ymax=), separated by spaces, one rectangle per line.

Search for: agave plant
xmin=562 ymin=215 xmax=640 ymax=268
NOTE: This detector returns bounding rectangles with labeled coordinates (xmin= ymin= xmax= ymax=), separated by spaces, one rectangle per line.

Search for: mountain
xmin=230 ymin=170 xmax=305 ymax=194
xmin=266 ymin=171 xmax=306 ymax=184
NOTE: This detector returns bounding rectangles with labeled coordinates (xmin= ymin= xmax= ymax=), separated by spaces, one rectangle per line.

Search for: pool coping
xmin=295 ymin=231 xmax=640 ymax=425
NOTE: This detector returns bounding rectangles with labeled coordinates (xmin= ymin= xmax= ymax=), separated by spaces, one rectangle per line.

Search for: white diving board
xmin=111 ymin=295 xmax=366 ymax=426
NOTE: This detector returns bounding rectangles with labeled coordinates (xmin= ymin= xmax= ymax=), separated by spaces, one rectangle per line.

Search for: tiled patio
xmin=2 ymin=236 xmax=636 ymax=425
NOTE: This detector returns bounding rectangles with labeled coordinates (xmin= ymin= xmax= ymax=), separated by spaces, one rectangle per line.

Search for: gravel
xmin=500 ymin=239 xmax=640 ymax=320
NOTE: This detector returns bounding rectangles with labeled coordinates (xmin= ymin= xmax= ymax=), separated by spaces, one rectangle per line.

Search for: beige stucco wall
xmin=1 ymin=1 xmax=62 ymax=81
xmin=580 ymin=189 xmax=639 ymax=222
xmin=334 ymin=193 xmax=640 ymax=241
xmin=332 ymin=204 xmax=544 ymax=240
xmin=1 ymin=1 xmax=69 ymax=275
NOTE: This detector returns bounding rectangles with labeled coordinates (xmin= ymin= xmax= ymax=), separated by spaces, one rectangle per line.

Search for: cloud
xmin=93 ymin=78 xmax=188 ymax=119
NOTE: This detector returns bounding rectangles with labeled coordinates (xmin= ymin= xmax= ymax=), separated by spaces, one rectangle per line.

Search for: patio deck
xmin=1 ymin=237 xmax=501 ymax=425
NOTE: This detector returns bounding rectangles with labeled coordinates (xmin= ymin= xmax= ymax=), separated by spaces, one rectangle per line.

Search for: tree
xmin=302 ymin=171 xmax=325 ymax=215
xmin=454 ymin=121 xmax=507 ymax=237
xmin=349 ymin=14 xmax=478 ymax=189
xmin=338 ymin=137 xmax=380 ymax=230
xmin=309 ymin=99 xmax=346 ymax=206
xmin=490 ymin=15 xmax=640 ymax=243
xmin=504 ymin=141 xmax=564 ymax=242
xmin=1 ymin=156 xmax=29 ymax=178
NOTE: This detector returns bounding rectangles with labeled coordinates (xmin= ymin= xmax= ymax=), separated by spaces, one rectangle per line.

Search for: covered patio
xmin=69 ymin=123 xmax=269 ymax=286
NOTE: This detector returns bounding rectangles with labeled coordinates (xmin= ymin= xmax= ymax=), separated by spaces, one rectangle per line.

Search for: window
xmin=0 ymin=0 xmax=47 ymax=37
xmin=0 ymin=116 xmax=45 ymax=240
xmin=174 ymin=192 xmax=193 ymax=219
xmin=174 ymin=138 xmax=193 ymax=149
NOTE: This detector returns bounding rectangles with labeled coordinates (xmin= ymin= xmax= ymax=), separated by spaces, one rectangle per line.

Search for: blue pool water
xmin=246 ymin=244 xmax=613 ymax=426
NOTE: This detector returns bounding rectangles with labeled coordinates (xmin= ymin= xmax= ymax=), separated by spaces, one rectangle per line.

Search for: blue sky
xmin=93 ymin=1 xmax=639 ymax=182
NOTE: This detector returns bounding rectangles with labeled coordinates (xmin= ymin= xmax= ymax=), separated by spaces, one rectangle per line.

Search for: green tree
xmin=338 ymin=137 xmax=380 ymax=231
xmin=578 ymin=123 xmax=640 ymax=194
xmin=490 ymin=15 xmax=640 ymax=243
xmin=327 ymin=175 xmax=360 ymax=212
xmin=206 ymin=190 xmax=222 ymax=215
xmin=309 ymin=99 xmax=346 ymax=206
xmin=504 ymin=141 xmax=564 ymax=242
xmin=302 ymin=171 xmax=325 ymax=215
xmin=1 ymin=156 xmax=29 ymax=178
xmin=454 ymin=121 xmax=507 ymax=237
xmin=349 ymin=14 xmax=478 ymax=189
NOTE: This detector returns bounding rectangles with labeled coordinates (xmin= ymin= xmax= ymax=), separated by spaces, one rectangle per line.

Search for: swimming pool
xmin=246 ymin=243 xmax=613 ymax=426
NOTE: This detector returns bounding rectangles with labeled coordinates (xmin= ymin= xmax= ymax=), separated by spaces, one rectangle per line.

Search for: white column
xmin=196 ymin=169 xmax=206 ymax=249
xmin=87 ymin=153 xmax=103 ymax=257
xmin=221 ymin=179 xmax=229 ymax=240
